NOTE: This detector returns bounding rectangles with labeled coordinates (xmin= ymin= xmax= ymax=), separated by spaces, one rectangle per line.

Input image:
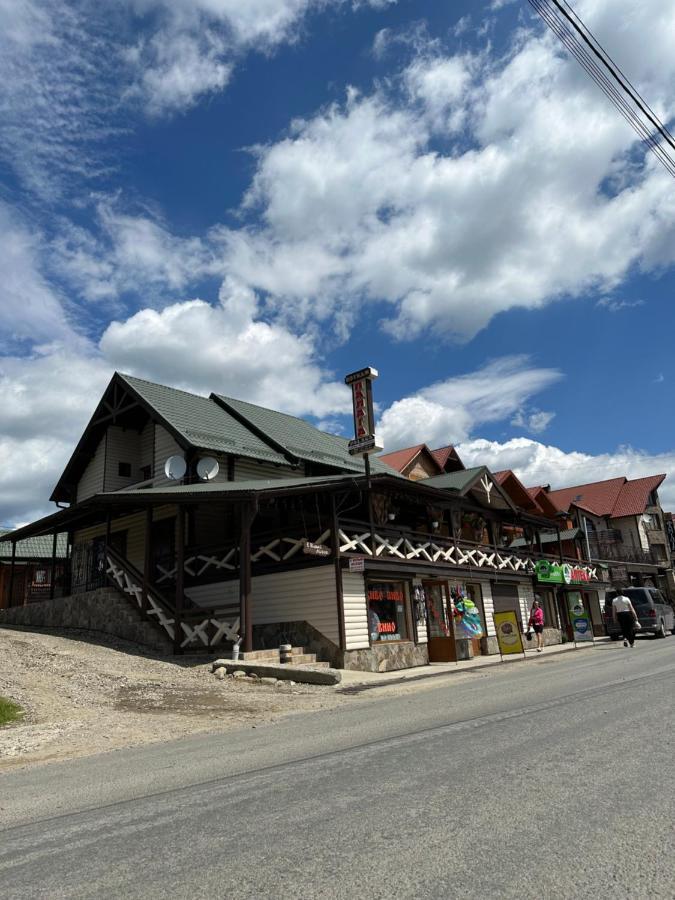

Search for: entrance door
xmin=424 ymin=581 xmax=456 ymax=662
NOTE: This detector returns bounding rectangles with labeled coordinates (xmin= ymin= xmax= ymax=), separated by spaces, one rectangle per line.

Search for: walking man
xmin=612 ymin=588 xmax=639 ymax=648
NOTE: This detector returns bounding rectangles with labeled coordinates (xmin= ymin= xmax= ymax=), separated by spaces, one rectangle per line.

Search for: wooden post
xmin=142 ymin=506 xmax=153 ymax=618
xmin=49 ymin=530 xmax=58 ymax=600
xmin=365 ymin=456 xmax=376 ymax=556
xmin=331 ymin=494 xmax=346 ymax=652
xmin=174 ymin=507 xmax=185 ymax=654
xmin=8 ymin=540 xmax=16 ymax=607
xmin=239 ymin=501 xmax=254 ymax=653
xmin=557 ymin=526 xmax=564 ymax=563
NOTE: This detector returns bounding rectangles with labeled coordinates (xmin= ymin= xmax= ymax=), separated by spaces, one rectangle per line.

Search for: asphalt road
xmin=2 ymin=639 xmax=674 ymax=899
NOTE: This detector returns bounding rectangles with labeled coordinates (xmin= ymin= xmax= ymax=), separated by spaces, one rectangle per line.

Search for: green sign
xmin=535 ymin=560 xmax=591 ymax=586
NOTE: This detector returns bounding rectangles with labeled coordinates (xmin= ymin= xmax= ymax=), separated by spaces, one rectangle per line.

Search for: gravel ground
xmin=0 ymin=627 xmax=346 ymax=771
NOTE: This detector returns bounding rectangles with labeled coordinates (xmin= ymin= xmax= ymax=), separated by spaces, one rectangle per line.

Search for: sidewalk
xmin=338 ymin=638 xmax=610 ymax=691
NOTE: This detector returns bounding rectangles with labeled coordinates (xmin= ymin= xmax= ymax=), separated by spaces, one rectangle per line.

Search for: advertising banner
xmin=493 ymin=610 xmax=525 ymax=656
xmin=535 ymin=560 xmax=591 ymax=586
xmin=567 ymin=591 xmax=594 ymax=642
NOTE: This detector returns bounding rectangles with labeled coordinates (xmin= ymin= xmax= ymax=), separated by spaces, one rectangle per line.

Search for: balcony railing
xmin=586 ymin=540 xmax=659 ymax=565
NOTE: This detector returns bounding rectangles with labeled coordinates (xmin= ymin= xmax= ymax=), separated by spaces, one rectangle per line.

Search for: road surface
xmin=1 ymin=639 xmax=674 ymax=899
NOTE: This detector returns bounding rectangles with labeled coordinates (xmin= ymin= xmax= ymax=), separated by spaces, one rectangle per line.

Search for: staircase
xmin=236 ymin=647 xmax=330 ymax=668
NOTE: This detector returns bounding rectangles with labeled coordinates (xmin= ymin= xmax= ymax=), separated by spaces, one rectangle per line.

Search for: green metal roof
xmin=120 ymin=374 xmax=288 ymax=465
xmin=420 ymin=467 xmax=486 ymax=493
xmin=510 ymin=528 xmax=581 ymax=548
xmin=214 ymin=393 xmax=399 ymax=477
xmin=0 ymin=529 xmax=68 ymax=560
xmin=111 ymin=473 xmax=370 ymax=497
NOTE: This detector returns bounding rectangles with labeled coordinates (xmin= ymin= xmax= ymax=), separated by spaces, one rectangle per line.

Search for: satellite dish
xmin=164 ymin=455 xmax=187 ymax=480
xmin=196 ymin=457 xmax=220 ymax=481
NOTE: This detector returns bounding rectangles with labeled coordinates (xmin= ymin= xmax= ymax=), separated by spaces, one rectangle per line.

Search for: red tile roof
xmin=493 ymin=470 xmax=539 ymax=510
xmin=431 ymin=445 xmax=464 ymax=470
xmin=546 ymin=475 xmax=666 ymax=518
xmin=379 ymin=444 xmax=428 ymax=474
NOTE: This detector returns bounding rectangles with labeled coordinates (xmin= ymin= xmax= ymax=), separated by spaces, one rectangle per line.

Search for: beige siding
xmin=73 ymin=505 xmax=177 ymax=572
xmin=104 ymin=425 xmax=142 ymax=492
xmin=76 ymin=434 xmax=107 ymax=502
xmin=477 ymin=580 xmax=496 ymax=637
xmin=517 ymin=581 xmax=535 ymax=632
xmin=234 ymin=457 xmax=305 ymax=481
xmin=186 ymin=566 xmax=340 ymax=644
xmin=140 ymin=421 xmax=154 ymax=474
xmin=341 ymin=571 xmax=369 ymax=650
xmin=154 ymin=427 xmax=184 ymax=487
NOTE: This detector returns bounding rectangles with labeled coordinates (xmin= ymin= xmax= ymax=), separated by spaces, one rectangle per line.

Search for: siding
xmin=476 ymin=579 xmax=496 ymax=637
xmin=186 ymin=565 xmax=340 ymax=644
xmin=341 ymin=571 xmax=370 ymax=650
xmin=234 ymin=457 xmax=305 ymax=481
xmin=73 ymin=505 xmax=177 ymax=572
xmin=104 ymin=425 xmax=141 ymax=492
xmin=76 ymin=434 xmax=107 ymax=502
xmin=153 ymin=427 xmax=184 ymax=487
xmin=517 ymin=581 xmax=535 ymax=631
xmin=140 ymin=421 xmax=154 ymax=475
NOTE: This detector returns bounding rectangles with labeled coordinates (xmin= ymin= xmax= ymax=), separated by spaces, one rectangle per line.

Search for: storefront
xmin=367 ymin=579 xmax=412 ymax=645
xmin=420 ymin=577 xmax=488 ymax=662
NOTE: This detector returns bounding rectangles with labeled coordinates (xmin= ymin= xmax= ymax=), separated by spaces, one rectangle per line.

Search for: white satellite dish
xmin=196 ymin=457 xmax=220 ymax=481
xmin=164 ymin=455 xmax=187 ymax=480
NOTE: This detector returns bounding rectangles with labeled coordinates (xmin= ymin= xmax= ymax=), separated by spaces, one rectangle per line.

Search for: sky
xmin=2 ymin=0 xmax=675 ymax=526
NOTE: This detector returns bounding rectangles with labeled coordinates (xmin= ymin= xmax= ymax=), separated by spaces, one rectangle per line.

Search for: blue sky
xmin=2 ymin=0 xmax=675 ymax=525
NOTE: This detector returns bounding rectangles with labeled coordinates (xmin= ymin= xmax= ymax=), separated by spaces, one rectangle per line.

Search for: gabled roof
xmin=211 ymin=394 xmax=396 ymax=477
xmin=526 ymin=485 xmax=566 ymax=518
xmin=431 ymin=445 xmax=465 ymax=472
xmin=546 ymin=475 xmax=666 ymax=519
xmin=493 ymin=470 xmax=539 ymax=511
xmin=422 ymin=466 xmax=516 ymax=511
xmin=0 ymin=530 xmax=68 ymax=560
xmin=378 ymin=443 xmax=442 ymax=477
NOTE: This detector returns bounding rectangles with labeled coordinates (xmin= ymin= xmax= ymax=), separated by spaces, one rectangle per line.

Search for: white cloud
xmin=456 ymin=437 xmax=675 ymax=510
xmin=511 ymin=409 xmax=555 ymax=435
xmin=218 ymin=0 xmax=675 ymax=341
xmin=596 ymin=297 xmax=645 ymax=313
xmin=377 ymin=356 xmax=562 ymax=449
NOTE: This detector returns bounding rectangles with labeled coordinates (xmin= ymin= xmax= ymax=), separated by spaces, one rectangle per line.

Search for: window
xmin=118 ymin=461 xmax=132 ymax=478
xmin=367 ymin=581 xmax=409 ymax=643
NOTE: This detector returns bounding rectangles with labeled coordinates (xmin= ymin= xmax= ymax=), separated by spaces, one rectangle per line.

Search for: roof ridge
xmin=119 ymin=372 xmax=210 ymax=402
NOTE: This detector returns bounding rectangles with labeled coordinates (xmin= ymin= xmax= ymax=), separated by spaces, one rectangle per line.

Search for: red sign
xmin=345 ymin=366 xmax=382 ymax=456
xmin=569 ymin=567 xmax=591 ymax=583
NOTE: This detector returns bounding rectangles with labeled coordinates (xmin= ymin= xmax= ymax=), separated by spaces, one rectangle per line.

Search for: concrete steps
xmin=237 ymin=646 xmax=324 ymax=666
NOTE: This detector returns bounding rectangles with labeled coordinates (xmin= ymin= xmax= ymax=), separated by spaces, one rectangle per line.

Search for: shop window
xmin=367 ymin=581 xmax=409 ymax=643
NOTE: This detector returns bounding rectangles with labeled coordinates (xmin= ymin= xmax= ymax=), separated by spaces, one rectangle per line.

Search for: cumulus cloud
xmin=377 ymin=357 xmax=562 ymax=449
xmin=219 ymin=0 xmax=675 ymax=341
xmin=456 ymin=437 xmax=675 ymax=510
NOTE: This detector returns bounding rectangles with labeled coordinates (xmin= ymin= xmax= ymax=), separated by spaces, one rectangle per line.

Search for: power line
xmin=527 ymin=0 xmax=675 ymax=177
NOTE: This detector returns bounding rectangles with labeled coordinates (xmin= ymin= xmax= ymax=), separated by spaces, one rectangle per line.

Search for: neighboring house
xmin=0 ymin=374 xmax=603 ymax=669
xmin=533 ymin=475 xmax=673 ymax=600
xmin=379 ymin=443 xmax=464 ymax=481
xmin=0 ymin=531 xmax=68 ymax=609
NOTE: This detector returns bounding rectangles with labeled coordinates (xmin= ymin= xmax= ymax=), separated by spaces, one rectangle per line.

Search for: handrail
xmin=106 ymin=544 xmax=177 ymax=615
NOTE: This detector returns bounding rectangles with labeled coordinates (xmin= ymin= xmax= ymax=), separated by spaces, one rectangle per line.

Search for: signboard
xmin=567 ymin=591 xmax=593 ymax=642
xmin=535 ymin=560 xmax=591 ymax=585
xmin=493 ymin=610 xmax=525 ymax=656
xmin=609 ymin=565 xmax=628 ymax=584
xmin=349 ymin=556 xmax=365 ymax=572
xmin=345 ymin=367 xmax=383 ymax=456
xmin=303 ymin=541 xmax=331 ymax=558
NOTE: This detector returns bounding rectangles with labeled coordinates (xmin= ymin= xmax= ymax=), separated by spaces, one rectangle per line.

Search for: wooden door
xmin=424 ymin=581 xmax=457 ymax=662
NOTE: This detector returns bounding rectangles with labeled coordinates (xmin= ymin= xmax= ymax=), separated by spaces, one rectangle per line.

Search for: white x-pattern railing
xmin=338 ymin=529 xmax=598 ymax=580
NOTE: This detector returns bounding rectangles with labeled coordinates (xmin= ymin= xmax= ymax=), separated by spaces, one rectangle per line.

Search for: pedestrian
xmin=528 ymin=597 xmax=545 ymax=652
xmin=611 ymin=588 xmax=640 ymax=648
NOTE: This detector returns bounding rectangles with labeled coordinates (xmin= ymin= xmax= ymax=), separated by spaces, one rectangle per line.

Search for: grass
xmin=0 ymin=696 xmax=23 ymax=727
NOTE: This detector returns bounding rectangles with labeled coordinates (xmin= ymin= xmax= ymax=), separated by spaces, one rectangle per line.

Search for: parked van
xmin=605 ymin=588 xmax=675 ymax=639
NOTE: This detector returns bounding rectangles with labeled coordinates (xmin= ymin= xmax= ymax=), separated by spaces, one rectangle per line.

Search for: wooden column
xmin=239 ymin=501 xmax=254 ymax=653
xmin=174 ymin=507 xmax=185 ymax=655
xmin=142 ymin=506 xmax=153 ymax=618
xmin=8 ymin=541 xmax=16 ymax=608
xmin=331 ymin=494 xmax=346 ymax=652
xmin=49 ymin=530 xmax=58 ymax=600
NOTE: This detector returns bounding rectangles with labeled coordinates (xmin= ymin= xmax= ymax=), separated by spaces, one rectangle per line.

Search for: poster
xmin=567 ymin=591 xmax=593 ymax=642
xmin=493 ymin=610 xmax=525 ymax=656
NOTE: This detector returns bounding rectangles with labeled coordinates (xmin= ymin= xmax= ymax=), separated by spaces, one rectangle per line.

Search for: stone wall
xmin=342 ymin=641 xmax=429 ymax=672
xmin=0 ymin=588 xmax=172 ymax=653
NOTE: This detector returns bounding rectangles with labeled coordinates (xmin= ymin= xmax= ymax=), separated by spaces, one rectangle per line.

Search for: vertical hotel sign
xmin=345 ymin=367 xmax=383 ymax=456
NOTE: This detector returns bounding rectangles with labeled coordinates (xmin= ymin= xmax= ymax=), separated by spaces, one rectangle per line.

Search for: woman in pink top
xmin=528 ymin=598 xmax=545 ymax=652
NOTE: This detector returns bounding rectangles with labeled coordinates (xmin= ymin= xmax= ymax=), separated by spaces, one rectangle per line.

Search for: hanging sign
xmin=303 ymin=541 xmax=331 ymax=557
xmin=535 ymin=560 xmax=592 ymax=585
xmin=349 ymin=556 xmax=365 ymax=572
xmin=567 ymin=591 xmax=593 ymax=642
xmin=493 ymin=610 xmax=525 ymax=656
xmin=345 ymin=367 xmax=383 ymax=456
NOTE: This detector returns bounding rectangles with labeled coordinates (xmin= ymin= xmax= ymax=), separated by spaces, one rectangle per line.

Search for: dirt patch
xmin=0 ymin=626 xmax=345 ymax=771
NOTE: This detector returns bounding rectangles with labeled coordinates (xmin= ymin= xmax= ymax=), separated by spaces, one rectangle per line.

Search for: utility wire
xmin=527 ymin=0 xmax=675 ymax=177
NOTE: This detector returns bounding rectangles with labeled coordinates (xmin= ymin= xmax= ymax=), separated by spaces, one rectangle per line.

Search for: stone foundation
xmin=342 ymin=641 xmax=429 ymax=672
xmin=0 ymin=588 xmax=172 ymax=653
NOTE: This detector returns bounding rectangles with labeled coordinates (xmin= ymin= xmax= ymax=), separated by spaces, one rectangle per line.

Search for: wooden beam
xmin=174 ymin=508 xmax=185 ymax=655
xmin=142 ymin=506 xmax=153 ymax=618
xmin=239 ymin=501 xmax=254 ymax=653
xmin=331 ymin=495 xmax=346 ymax=652
xmin=49 ymin=530 xmax=58 ymax=600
